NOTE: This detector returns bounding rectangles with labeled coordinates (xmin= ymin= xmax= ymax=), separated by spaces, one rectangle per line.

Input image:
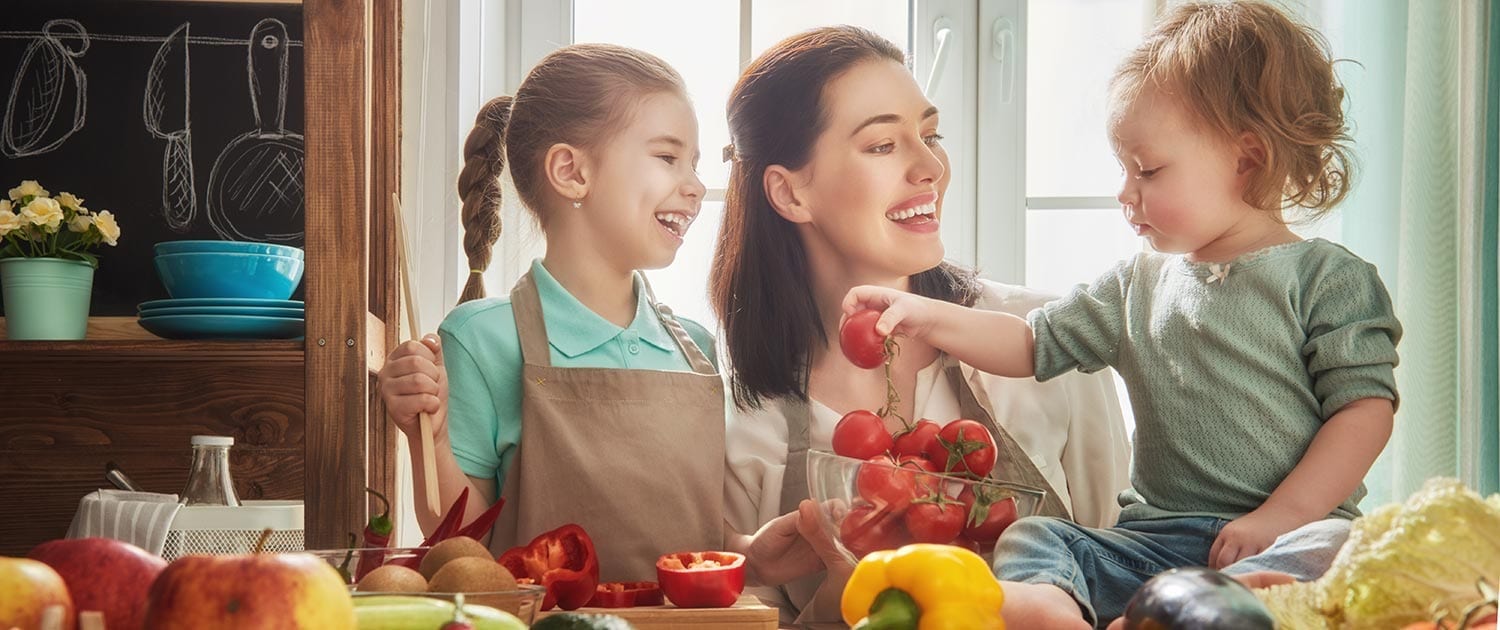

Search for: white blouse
xmin=724 ymin=280 xmax=1133 ymax=540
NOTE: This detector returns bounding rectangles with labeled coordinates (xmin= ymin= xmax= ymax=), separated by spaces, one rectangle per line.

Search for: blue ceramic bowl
xmin=154 ymin=252 xmax=304 ymax=299
xmin=154 ymin=240 xmax=304 ymax=260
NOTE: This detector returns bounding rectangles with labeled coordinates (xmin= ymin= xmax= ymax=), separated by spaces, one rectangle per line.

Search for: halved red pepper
xmin=655 ymin=551 xmax=746 ymax=608
xmin=497 ymin=524 xmax=600 ymax=611
xmin=587 ymin=581 xmax=664 ymax=608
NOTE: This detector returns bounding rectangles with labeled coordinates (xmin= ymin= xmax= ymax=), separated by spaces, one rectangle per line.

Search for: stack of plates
xmin=137 ymin=298 xmax=305 ymax=340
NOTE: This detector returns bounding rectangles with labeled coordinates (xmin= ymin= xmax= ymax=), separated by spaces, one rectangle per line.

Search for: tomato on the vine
xmin=958 ymin=484 xmax=1020 ymax=543
xmin=925 ymin=419 xmax=998 ymax=478
xmin=855 ymin=454 xmax=928 ymax=514
xmin=832 ymin=410 xmax=894 ymax=460
xmin=839 ymin=505 xmax=909 ymax=558
xmin=839 ymin=309 xmax=888 ymax=369
xmin=903 ymin=495 xmax=966 ymax=544
xmin=892 ymin=419 xmax=942 ymax=460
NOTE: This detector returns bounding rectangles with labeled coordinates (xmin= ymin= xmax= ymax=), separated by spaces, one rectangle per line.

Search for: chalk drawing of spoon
xmin=206 ymin=18 xmax=305 ymax=244
xmin=144 ymin=22 xmax=196 ymax=232
xmin=3 ymin=19 xmax=89 ymax=158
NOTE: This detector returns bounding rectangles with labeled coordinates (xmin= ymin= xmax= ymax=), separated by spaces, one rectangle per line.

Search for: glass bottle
xmin=181 ymin=435 xmax=240 ymax=506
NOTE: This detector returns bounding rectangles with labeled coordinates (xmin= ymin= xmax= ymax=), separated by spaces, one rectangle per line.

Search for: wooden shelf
xmin=0 ymin=338 xmax=304 ymax=359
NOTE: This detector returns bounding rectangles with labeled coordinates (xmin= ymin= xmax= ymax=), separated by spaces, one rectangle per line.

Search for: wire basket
xmin=162 ymin=500 xmax=304 ymax=561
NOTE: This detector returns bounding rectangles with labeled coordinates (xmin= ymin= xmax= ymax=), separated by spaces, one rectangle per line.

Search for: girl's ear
xmin=544 ymin=143 xmax=590 ymax=202
xmin=1235 ymin=131 xmax=1267 ymax=177
xmin=764 ymin=165 xmax=811 ymax=224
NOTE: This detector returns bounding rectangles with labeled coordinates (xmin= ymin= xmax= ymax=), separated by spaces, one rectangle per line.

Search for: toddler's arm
xmin=843 ymin=285 xmax=1036 ymax=377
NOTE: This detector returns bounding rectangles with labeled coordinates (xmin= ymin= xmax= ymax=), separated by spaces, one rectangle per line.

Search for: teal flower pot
xmin=1 ymin=257 xmax=95 ymax=340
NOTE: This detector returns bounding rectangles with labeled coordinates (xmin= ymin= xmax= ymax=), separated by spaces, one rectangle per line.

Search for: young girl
xmin=844 ymin=2 xmax=1402 ymax=627
xmin=378 ymin=44 xmax=723 ymax=582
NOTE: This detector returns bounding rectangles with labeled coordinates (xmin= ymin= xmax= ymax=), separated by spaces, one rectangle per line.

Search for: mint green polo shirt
xmin=441 ymin=259 xmax=718 ymax=489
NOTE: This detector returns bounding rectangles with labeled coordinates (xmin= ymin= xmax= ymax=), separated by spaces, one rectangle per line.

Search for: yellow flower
xmin=92 ymin=210 xmax=120 ymax=246
xmin=68 ymin=214 xmax=93 ymax=233
xmin=56 ymin=192 xmax=85 ymax=212
xmin=21 ymin=197 xmax=64 ymax=232
xmin=0 ymin=206 xmax=21 ymax=237
xmin=9 ymin=180 xmax=49 ymax=201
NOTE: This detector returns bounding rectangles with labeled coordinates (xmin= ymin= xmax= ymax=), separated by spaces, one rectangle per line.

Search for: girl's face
xmin=583 ymin=91 xmax=706 ymax=271
xmin=784 ymin=59 xmax=949 ymax=281
xmin=1111 ymin=87 xmax=1261 ymax=257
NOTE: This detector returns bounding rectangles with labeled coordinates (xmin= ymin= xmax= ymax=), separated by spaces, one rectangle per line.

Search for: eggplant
xmin=1122 ymin=567 xmax=1275 ymax=630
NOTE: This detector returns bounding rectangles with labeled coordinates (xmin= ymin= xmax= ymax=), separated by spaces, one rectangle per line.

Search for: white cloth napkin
xmin=66 ymin=489 xmax=183 ymax=556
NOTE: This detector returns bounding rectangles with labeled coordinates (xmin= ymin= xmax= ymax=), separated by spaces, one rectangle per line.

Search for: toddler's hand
xmin=377 ymin=334 xmax=449 ymax=440
xmin=842 ymin=285 xmax=941 ymax=340
xmin=1209 ymin=508 xmax=1302 ymax=569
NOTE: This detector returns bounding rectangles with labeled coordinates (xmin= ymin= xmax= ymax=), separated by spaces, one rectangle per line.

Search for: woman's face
xmin=784 ymin=58 xmax=949 ymax=281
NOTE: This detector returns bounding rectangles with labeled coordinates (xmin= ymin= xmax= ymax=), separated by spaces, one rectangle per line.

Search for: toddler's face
xmin=1110 ymin=88 xmax=1258 ymax=257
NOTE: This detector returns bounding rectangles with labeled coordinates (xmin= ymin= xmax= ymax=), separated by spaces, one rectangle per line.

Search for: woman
xmin=713 ymin=26 xmax=1132 ymax=623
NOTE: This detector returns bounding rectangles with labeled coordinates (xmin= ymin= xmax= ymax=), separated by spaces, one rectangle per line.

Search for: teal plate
xmin=139 ymin=305 xmax=304 ymax=319
xmin=138 ymin=298 xmax=305 ymax=311
xmin=138 ymin=314 xmax=305 ymax=340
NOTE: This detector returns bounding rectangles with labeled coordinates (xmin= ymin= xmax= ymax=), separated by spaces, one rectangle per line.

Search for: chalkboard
xmin=1 ymin=1 xmax=304 ymax=316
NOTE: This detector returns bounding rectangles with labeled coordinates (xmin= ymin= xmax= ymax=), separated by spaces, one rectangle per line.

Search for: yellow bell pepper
xmin=841 ymin=543 xmax=1006 ymax=630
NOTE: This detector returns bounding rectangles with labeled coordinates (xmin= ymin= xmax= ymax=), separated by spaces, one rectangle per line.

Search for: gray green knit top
xmin=1029 ymin=238 xmax=1402 ymax=522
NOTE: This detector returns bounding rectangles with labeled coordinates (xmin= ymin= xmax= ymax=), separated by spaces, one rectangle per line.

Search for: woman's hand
xmin=738 ymin=511 xmax=825 ymax=587
xmin=842 ymin=285 xmax=943 ymax=341
xmin=377 ymin=334 xmax=449 ymax=439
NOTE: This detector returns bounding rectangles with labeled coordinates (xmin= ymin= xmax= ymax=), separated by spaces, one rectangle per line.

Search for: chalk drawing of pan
xmin=3 ymin=19 xmax=89 ymax=158
xmin=145 ymin=23 xmax=197 ymax=232
xmin=207 ymin=18 xmax=305 ymax=244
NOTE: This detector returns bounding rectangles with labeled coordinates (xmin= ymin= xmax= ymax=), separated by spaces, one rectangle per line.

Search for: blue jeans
xmin=992 ymin=516 xmax=1228 ymax=629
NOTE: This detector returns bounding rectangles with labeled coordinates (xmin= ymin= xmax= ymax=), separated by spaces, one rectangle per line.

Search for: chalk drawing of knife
xmin=144 ymin=22 xmax=196 ymax=232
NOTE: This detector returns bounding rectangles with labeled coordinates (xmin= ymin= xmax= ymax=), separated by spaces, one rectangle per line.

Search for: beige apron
xmin=489 ymin=271 xmax=726 ymax=582
xmin=774 ymin=355 xmax=1071 ymax=621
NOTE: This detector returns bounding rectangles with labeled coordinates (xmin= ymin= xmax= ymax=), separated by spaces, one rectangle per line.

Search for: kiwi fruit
xmin=429 ymin=556 xmax=519 ymax=612
xmin=418 ymin=536 xmax=493 ymax=580
xmin=355 ymin=564 xmax=428 ymax=593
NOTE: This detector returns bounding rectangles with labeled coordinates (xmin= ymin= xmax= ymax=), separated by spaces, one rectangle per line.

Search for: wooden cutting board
xmin=533 ymin=594 xmax=779 ymax=629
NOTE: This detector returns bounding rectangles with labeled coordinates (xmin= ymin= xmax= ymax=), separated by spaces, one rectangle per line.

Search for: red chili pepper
xmin=497 ymin=523 xmax=600 ymax=611
xmin=391 ymin=487 xmax=470 ymax=570
xmin=453 ymin=497 xmax=505 ymax=541
xmin=655 ymin=551 xmax=746 ymax=608
xmin=587 ymin=581 xmax=663 ymax=608
xmin=355 ymin=487 xmax=395 ymax=580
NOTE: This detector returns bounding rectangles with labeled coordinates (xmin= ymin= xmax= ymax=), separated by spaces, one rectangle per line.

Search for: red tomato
xmin=840 ymin=309 xmax=888 ymax=369
xmin=587 ymin=581 xmax=663 ymax=608
xmin=895 ymin=454 xmax=942 ymax=498
xmin=958 ymin=485 xmax=1020 ymax=543
xmin=903 ymin=497 xmax=966 ymax=544
xmin=892 ymin=419 xmax=942 ymax=460
xmin=839 ymin=505 xmax=910 ymax=558
xmin=832 ymin=410 xmax=894 ymax=460
xmin=655 ymin=551 xmax=745 ymax=608
xmin=855 ymin=455 xmax=928 ymax=514
xmin=497 ymin=524 xmax=600 ymax=611
xmin=925 ymin=419 xmax=998 ymax=478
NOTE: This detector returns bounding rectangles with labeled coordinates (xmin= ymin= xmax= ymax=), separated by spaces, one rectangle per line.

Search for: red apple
xmin=28 ymin=537 xmax=167 ymax=630
xmin=144 ymin=552 xmax=355 ymax=629
xmin=0 ymin=556 xmax=76 ymax=630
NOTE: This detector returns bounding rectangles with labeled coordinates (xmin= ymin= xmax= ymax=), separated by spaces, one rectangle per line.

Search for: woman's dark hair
xmin=711 ymin=25 xmax=980 ymax=410
xmin=457 ymin=44 xmax=685 ymax=303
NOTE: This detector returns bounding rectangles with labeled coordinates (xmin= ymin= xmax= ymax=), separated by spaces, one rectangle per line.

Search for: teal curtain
xmin=1336 ymin=0 xmax=1499 ymax=505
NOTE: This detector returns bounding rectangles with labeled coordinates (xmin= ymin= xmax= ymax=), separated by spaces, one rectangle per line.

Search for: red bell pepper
xmin=355 ymin=487 xmax=395 ymax=580
xmin=587 ymin=581 xmax=664 ymax=608
xmin=497 ymin=524 xmax=600 ymax=611
xmin=655 ymin=551 xmax=746 ymax=608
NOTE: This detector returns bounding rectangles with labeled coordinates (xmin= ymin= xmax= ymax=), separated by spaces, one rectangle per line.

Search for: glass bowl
xmin=352 ymin=586 xmax=547 ymax=625
xmin=303 ymin=547 xmax=545 ymax=624
xmin=805 ymin=449 xmax=1047 ymax=563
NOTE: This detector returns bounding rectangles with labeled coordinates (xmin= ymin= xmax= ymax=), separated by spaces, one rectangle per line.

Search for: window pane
xmin=1026 ymin=0 xmax=1149 ymax=198
xmin=574 ymin=0 xmax=740 ymax=189
xmin=643 ymin=201 xmax=724 ymax=335
xmin=751 ymin=0 xmax=910 ymax=56
xmin=1024 ymin=208 xmax=1142 ymax=297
